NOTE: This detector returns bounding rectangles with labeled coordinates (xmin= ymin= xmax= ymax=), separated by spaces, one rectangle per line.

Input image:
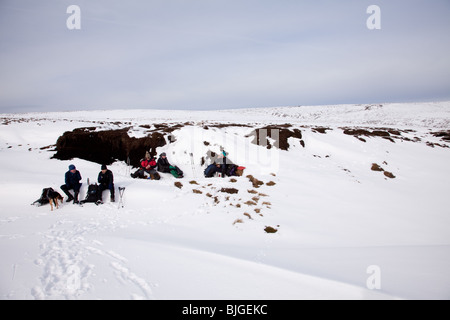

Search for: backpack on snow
xmin=80 ymin=182 xmax=99 ymax=204
xmin=31 ymin=187 xmax=54 ymax=206
xmin=226 ymin=164 xmax=238 ymax=177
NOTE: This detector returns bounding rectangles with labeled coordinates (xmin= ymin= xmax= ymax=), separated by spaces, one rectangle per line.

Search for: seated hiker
xmin=97 ymin=164 xmax=115 ymax=204
xmin=60 ymin=164 xmax=82 ymax=204
xmin=204 ymin=163 xmax=222 ymax=178
xmin=157 ymin=152 xmax=184 ymax=178
xmin=131 ymin=151 xmax=160 ymax=180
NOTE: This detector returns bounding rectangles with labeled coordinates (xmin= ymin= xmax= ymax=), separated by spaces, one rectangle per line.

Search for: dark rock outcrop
xmin=52 ymin=127 xmax=167 ymax=167
xmin=248 ymin=126 xmax=303 ymax=150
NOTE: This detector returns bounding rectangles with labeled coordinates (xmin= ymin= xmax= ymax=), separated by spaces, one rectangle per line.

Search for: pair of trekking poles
xmin=117 ymin=187 xmax=125 ymax=209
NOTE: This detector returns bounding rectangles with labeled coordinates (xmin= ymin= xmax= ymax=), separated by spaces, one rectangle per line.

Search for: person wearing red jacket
xmin=141 ymin=155 xmax=157 ymax=171
xmin=131 ymin=151 xmax=161 ymax=180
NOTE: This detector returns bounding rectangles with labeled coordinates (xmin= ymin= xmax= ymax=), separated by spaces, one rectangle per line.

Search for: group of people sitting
xmin=60 ymin=150 xmax=244 ymax=204
xmin=130 ymin=151 xmax=184 ymax=180
xmin=203 ymin=150 xmax=245 ymax=178
xmin=61 ymin=164 xmax=114 ymax=205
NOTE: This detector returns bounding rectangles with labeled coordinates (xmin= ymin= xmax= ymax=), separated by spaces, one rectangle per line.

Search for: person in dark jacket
xmin=97 ymin=164 xmax=115 ymax=203
xmin=61 ymin=164 xmax=82 ymax=204
xmin=157 ymin=153 xmax=183 ymax=178
xmin=217 ymin=149 xmax=228 ymax=178
xmin=156 ymin=152 xmax=171 ymax=172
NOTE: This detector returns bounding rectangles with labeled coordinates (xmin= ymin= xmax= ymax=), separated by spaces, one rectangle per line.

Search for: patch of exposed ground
xmin=247 ymin=126 xmax=304 ymax=150
xmin=371 ymin=163 xmax=396 ymax=179
xmin=187 ymin=173 xmax=278 ymax=233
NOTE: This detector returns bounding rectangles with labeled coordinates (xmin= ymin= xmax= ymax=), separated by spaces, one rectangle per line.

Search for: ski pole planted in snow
xmin=190 ymin=153 xmax=196 ymax=177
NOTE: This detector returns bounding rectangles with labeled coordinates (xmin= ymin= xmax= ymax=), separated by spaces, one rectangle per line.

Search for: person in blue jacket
xmin=60 ymin=164 xmax=82 ymax=204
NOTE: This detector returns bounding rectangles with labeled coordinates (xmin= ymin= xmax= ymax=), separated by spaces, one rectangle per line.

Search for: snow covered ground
xmin=1 ymin=102 xmax=449 ymax=300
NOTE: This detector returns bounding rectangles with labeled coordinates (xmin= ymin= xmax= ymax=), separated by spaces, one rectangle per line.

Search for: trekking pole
xmin=118 ymin=187 xmax=126 ymax=209
xmin=190 ymin=153 xmax=196 ymax=177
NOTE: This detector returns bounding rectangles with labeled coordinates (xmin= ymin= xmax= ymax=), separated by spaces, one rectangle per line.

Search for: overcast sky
xmin=1 ymin=0 xmax=450 ymax=113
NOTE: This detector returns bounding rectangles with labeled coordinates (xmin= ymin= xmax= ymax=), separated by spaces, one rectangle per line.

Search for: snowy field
xmin=0 ymin=102 xmax=449 ymax=300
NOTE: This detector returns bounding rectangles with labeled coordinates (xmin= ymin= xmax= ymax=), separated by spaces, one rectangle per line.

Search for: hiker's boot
xmin=62 ymin=189 xmax=74 ymax=202
xmin=96 ymin=196 xmax=103 ymax=205
xmin=73 ymin=192 xmax=79 ymax=204
xmin=110 ymin=195 xmax=115 ymax=203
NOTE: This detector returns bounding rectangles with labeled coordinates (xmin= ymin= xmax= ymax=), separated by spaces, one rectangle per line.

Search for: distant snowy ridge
xmin=2 ymin=101 xmax=450 ymax=129
xmin=218 ymin=101 xmax=450 ymax=129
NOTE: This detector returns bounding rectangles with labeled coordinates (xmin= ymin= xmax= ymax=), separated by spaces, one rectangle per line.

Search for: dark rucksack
xmin=226 ymin=164 xmax=238 ymax=177
xmin=80 ymin=183 xmax=99 ymax=204
xmin=32 ymin=187 xmax=54 ymax=206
